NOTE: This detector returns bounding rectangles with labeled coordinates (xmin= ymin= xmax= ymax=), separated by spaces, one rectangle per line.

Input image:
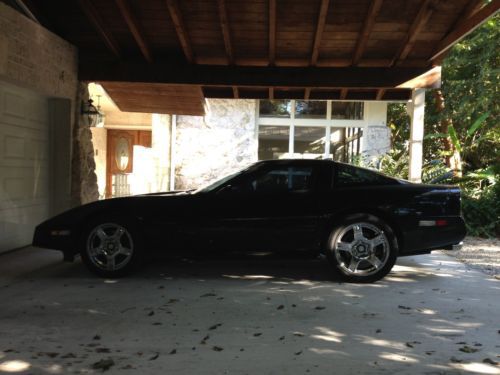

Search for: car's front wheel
xmin=80 ymin=219 xmax=142 ymax=277
xmin=326 ymin=215 xmax=398 ymax=283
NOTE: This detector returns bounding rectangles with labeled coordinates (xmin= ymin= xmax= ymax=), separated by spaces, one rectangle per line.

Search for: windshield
xmin=194 ymin=164 xmax=257 ymax=193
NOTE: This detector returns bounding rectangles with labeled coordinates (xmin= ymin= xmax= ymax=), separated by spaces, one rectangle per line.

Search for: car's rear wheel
xmin=80 ymin=219 xmax=142 ymax=277
xmin=326 ymin=215 xmax=397 ymax=283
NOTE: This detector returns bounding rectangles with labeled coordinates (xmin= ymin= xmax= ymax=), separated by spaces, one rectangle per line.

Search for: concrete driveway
xmin=0 ymin=248 xmax=499 ymax=374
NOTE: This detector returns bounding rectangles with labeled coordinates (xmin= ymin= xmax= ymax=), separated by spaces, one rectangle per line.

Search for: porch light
xmin=81 ymin=96 xmax=105 ymax=127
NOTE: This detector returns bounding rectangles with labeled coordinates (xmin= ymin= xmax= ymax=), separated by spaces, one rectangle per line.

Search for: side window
xmin=336 ymin=164 xmax=390 ymax=187
xmin=232 ymin=166 xmax=314 ymax=193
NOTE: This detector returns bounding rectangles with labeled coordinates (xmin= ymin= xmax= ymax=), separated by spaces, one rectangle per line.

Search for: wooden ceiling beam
xmin=166 ymin=0 xmax=194 ymax=63
xmin=269 ymin=0 xmax=276 ymax=66
xmin=431 ymin=0 xmax=500 ymax=62
xmin=340 ymin=88 xmax=348 ymax=100
xmin=81 ymin=62 xmax=433 ymax=89
xmin=457 ymin=0 xmax=485 ymax=22
xmin=77 ymin=0 xmax=121 ymax=58
xmin=304 ymin=88 xmax=311 ymax=100
xmin=392 ymin=0 xmax=434 ymax=66
xmin=376 ymin=88 xmax=386 ymax=100
xmin=115 ymin=0 xmax=152 ymax=62
xmin=352 ymin=0 xmax=383 ymax=66
xmin=310 ymin=0 xmax=330 ymax=65
xmin=216 ymin=0 xmax=234 ymax=65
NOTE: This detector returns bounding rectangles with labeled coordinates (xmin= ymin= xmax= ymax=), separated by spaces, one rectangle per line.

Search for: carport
xmin=0 ymin=0 xmax=499 ymax=373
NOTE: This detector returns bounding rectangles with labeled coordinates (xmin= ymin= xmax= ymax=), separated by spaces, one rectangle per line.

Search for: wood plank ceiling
xmin=14 ymin=0 xmax=500 ymax=115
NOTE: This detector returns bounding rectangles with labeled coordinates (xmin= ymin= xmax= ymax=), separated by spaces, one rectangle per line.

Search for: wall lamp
xmin=81 ymin=96 xmax=104 ymax=127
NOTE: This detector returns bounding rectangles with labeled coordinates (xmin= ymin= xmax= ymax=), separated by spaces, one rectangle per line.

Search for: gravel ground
xmin=442 ymin=236 xmax=500 ymax=278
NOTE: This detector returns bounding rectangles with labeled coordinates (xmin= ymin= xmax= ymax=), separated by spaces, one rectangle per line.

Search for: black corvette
xmin=33 ymin=159 xmax=466 ymax=282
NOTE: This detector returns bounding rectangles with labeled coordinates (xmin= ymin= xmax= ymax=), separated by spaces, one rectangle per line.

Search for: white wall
xmin=90 ymin=127 xmax=107 ymax=199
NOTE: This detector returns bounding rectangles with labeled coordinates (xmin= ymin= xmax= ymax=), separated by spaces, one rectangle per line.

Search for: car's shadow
xmin=137 ymin=252 xmax=339 ymax=282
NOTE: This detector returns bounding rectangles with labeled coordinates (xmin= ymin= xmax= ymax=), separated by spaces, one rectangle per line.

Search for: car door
xmin=200 ymin=163 xmax=322 ymax=252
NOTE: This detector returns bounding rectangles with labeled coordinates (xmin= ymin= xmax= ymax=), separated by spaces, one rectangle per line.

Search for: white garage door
xmin=0 ymin=81 xmax=50 ymax=253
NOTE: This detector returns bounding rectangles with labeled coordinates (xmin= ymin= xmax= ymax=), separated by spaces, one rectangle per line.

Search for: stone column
xmin=70 ymin=83 xmax=99 ymax=206
xmin=408 ymin=88 xmax=425 ymax=183
xmin=152 ymin=114 xmax=172 ymax=192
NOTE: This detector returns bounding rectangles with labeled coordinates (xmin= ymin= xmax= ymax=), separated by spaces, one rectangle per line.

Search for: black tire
xmin=325 ymin=214 xmax=398 ymax=283
xmin=80 ymin=216 xmax=143 ymax=277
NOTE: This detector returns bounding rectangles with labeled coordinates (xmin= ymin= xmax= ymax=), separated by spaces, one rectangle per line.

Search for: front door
xmin=106 ymin=130 xmax=152 ymax=198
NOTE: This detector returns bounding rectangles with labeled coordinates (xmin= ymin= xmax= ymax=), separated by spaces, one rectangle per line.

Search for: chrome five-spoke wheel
xmin=86 ymin=223 xmax=134 ymax=272
xmin=333 ymin=222 xmax=390 ymax=277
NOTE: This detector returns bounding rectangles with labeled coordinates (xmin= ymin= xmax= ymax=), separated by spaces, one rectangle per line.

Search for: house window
xmin=258 ymin=125 xmax=290 ymax=160
xmin=293 ymin=126 xmax=325 ymax=159
xmin=259 ymin=100 xmax=291 ymax=118
xmin=331 ymin=102 xmax=364 ymax=120
xmin=295 ymin=101 xmax=327 ymax=119
xmin=258 ymin=100 xmax=365 ymax=162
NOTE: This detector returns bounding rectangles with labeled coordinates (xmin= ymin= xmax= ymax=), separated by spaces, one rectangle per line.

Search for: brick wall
xmin=0 ymin=3 xmax=78 ymax=99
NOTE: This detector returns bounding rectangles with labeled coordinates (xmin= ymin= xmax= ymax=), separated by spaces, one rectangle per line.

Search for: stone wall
xmin=71 ymin=83 xmax=99 ymax=205
xmin=175 ymin=99 xmax=258 ymax=190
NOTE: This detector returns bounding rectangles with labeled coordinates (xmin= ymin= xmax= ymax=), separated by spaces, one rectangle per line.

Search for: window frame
xmin=258 ymin=99 xmax=366 ymax=160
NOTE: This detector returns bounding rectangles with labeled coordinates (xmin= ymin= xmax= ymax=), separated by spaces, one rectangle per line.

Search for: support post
xmin=408 ymin=88 xmax=425 ymax=182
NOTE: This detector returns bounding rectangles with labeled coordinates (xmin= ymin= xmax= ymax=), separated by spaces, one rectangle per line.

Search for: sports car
xmin=33 ymin=159 xmax=466 ymax=282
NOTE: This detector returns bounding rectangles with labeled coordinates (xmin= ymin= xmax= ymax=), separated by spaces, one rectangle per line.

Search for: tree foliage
xmin=384 ymin=14 xmax=499 ymax=236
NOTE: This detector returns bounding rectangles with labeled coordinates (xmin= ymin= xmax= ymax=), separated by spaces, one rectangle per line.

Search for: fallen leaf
xmin=459 ymin=346 xmax=479 ymax=353
xmin=253 ymin=333 xmax=262 ymax=337
xmin=93 ymin=335 xmax=101 ymax=340
xmin=201 ymin=334 xmax=210 ymax=344
xmin=95 ymin=348 xmax=111 ymax=353
xmin=41 ymin=352 xmax=59 ymax=358
xmin=483 ymin=358 xmax=499 ymax=365
xmin=279 ymin=336 xmax=285 ymax=341
xmin=406 ymin=342 xmax=414 ymax=348
xmin=152 ymin=322 xmax=162 ymax=326
xmin=200 ymin=293 xmax=217 ymax=297
xmin=398 ymin=305 xmax=411 ymax=310
xmin=293 ymin=332 xmax=304 ymax=337
xmin=295 ymin=351 xmax=302 ymax=355
xmin=375 ymin=329 xmax=382 ymax=334
xmin=208 ymin=324 xmax=222 ymax=330
xmin=150 ymin=352 xmax=160 ymax=360
xmin=315 ymin=306 xmax=326 ymax=311
xmin=92 ymin=358 xmax=115 ymax=371
xmin=212 ymin=346 xmax=224 ymax=352
xmin=277 ymin=305 xmax=284 ymax=310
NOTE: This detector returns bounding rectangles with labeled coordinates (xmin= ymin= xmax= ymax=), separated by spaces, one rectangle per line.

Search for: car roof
xmin=256 ymin=159 xmax=336 ymax=167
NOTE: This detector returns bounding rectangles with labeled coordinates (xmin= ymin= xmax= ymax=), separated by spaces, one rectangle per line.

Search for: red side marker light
xmin=436 ymin=219 xmax=448 ymax=227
